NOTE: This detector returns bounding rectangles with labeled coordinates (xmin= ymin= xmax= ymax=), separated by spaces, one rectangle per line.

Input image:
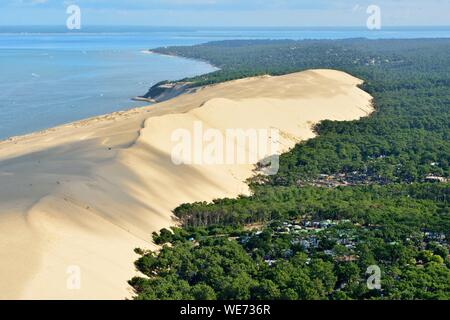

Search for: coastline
xmin=0 ymin=69 xmax=374 ymax=299
xmin=145 ymin=49 xmax=220 ymax=70
xmin=133 ymin=50 xmax=220 ymax=103
xmin=0 ymin=47 xmax=218 ymax=142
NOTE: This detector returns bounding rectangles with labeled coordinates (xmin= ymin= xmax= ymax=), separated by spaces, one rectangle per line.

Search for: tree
xmin=251 ymin=280 xmax=281 ymax=300
xmin=191 ymin=284 xmax=217 ymax=300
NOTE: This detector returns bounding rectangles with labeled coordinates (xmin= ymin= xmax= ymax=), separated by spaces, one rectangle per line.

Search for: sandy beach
xmin=0 ymin=69 xmax=373 ymax=299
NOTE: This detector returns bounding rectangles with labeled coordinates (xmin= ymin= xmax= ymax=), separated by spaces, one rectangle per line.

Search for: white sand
xmin=0 ymin=70 xmax=373 ymax=299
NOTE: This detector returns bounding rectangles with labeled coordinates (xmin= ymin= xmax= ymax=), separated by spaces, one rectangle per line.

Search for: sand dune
xmin=0 ymin=70 xmax=373 ymax=299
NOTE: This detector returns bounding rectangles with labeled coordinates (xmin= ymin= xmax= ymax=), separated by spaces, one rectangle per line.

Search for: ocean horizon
xmin=1 ymin=25 xmax=450 ymax=140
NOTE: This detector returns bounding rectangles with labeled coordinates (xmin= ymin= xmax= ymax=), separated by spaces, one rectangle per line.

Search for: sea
xmin=1 ymin=26 xmax=450 ymax=140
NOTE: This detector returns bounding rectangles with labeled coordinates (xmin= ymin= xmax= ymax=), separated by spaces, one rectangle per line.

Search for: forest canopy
xmin=131 ymin=39 xmax=450 ymax=300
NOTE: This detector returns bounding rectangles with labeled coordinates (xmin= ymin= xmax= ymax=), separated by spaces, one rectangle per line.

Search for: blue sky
xmin=0 ymin=0 xmax=449 ymax=26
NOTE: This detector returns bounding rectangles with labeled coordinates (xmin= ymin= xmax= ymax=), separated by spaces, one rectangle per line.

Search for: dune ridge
xmin=0 ymin=69 xmax=373 ymax=299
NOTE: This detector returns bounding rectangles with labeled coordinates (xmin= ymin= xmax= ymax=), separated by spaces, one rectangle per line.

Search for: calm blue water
xmin=1 ymin=26 xmax=450 ymax=139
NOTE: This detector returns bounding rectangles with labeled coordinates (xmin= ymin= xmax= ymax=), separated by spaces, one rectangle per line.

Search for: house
xmin=320 ymin=220 xmax=333 ymax=228
xmin=300 ymin=240 xmax=310 ymax=249
xmin=283 ymin=249 xmax=294 ymax=258
xmin=336 ymin=255 xmax=358 ymax=262
xmin=264 ymin=259 xmax=277 ymax=266
xmin=425 ymin=175 xmax=448 ymax=183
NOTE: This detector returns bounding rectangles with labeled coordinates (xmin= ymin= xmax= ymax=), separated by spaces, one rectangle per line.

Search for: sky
xmin=0 ymin=0 xmax=449 ymax=27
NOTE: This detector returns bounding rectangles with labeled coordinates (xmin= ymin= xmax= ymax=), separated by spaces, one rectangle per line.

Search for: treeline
xmin=152 ymin=39 xmax=450 ymax=86
xmin=131 ymin=39 xmax=450 ymax=300
xmin=174 ymin=183 xmax=449 ymax=235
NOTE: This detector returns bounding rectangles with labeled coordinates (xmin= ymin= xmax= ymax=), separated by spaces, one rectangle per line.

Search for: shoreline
xmin=0 ymin=105 xmax=151 ymax=145
xmin=133 ymin=49 xmax=220 ymax=103
xmin=0 ymin=49 xmax=219 ymax=144
xmin=0 ymin=49 xmax=218 ymax=143
xmin=145 ymin=49 xmax=220 ymax=71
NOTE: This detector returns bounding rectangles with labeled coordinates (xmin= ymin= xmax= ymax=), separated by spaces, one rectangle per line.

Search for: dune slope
xmin=0 ymin=70 xmax=373 ymax=299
